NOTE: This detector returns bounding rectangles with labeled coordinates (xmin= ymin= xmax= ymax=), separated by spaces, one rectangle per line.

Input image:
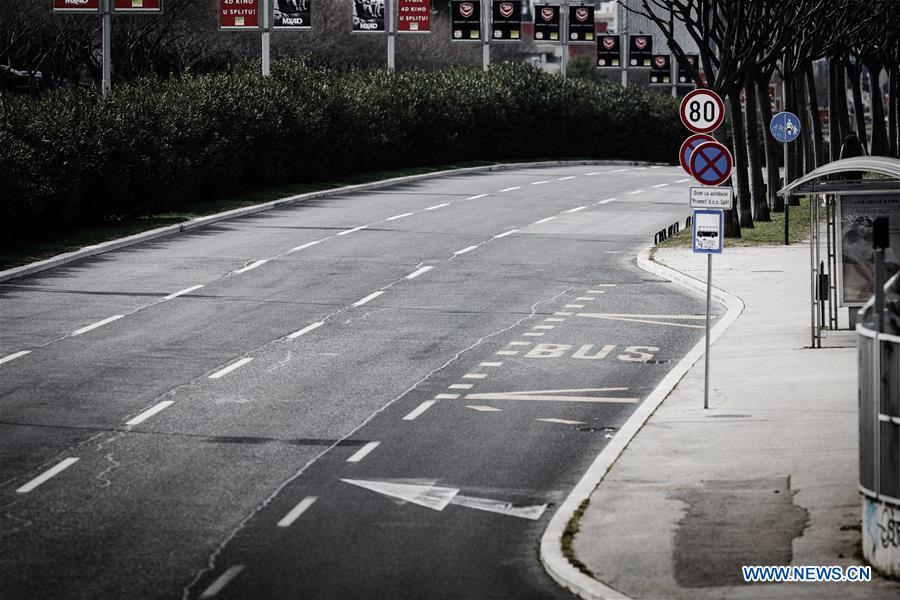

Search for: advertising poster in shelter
xmin=275 ymin=0 xmax=312 ymax=28
xmin=353 ymin=0 xmax=385 ymax=32
xmin=838 ymin=194 xmax=900 ymax=304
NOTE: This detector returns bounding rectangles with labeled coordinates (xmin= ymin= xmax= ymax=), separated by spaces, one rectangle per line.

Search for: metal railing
xmin=858 ymin=324 xmax=900 ymax=503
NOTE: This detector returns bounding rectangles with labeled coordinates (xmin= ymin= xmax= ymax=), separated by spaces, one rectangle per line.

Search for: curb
xmin=0 ymin=159 xmax=666 ymax=283
xmin=539 ymin=245 xmax=745 ymax=600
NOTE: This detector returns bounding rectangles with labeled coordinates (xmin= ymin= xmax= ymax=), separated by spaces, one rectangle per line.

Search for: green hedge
xmin=0 ymin=60 xmax=681 ymax=243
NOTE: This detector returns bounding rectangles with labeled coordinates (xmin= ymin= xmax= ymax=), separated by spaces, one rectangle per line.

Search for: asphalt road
xmin=0 ymin=164 xmax=718 ymax=599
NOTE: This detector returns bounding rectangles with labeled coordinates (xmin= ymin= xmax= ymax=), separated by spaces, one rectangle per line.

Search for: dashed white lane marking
xmin=534 ymin=217 xmax=556 ymax=224
xmin=587 ymin=290 xmax=608 ymax=294
xmin=466 ymin=388 xmax=639 ymax=403
xmin=403 ymin=400 xmax=437 ymax=421
xmin=209 ymin=357 xmax=254 ymax=380
xmin=288 ymin=321 xmax=324 ymax=339
xmin=554 ymin=311 xmax=574 ymax=316
xmin=496 ymin=350 xmax=519 ymax=356
xmin=544 ymin=318 xmax=565 ymax=322
xmin=277 ymin=497 xmax=317 ymax=528
xmin=565 ymin=206 xmax=586 ymax=213
xmin=594 ymin=283 xmax=617 ymax=287
xmin=466 ymin=194 xmax=488 ymax=200
xmin=576 ymin=297 xmax=595 ymax=301
xmin=163 ymin=284 xmax=204 ymax=301
xmin=536 ymin=418 xmax=586 ymax=425
xmin=405 ymin=266 xmax=434 ymax=280
xmin=479 ymin=362 xmax=503 ymax=367
xmin=557 ymin=176 xmax=576 ymax=181
xmin=676 ymin=178 xmax=692 ymax=183
xmin=16 ymin=458 xmax=79 ymax=493
xmin=426 ymin=203 xmax=450 ymax=210
xmin=289 ymin=239 xmax=323 ymax=253
xmin=509 ymin=341 xmax=532 ymax=346
xmin=586 ymin=171 xmax=601 ymax=176
xmin=534 ymin=325 xmax=555 ymax=330
xmin=467 ymin=405 xmax=502 ymax=412
xmin=494 ymin=229 xmax=519 ymax=238
xmin=565 ymin=304 xmax=585 ymax=309
xmin=633 ymin=167 xmax=648 ymax=170
xmin=386 ymin=212 xmax=414 ymax=221
xmin=454 ymin=245 xmax=478 ymax=255
xmin=628 ymin=189 xmax=645 ymax=195
xmin=531 ymin=180 xmax=551 ymax=185
xmin=337 ymin=225 xmax=366 ymax=236
xmin=612 ymin=168 xmax=628 ymax=173
xmin=449 ymin=383 xmax=473 ymax=390
xmin=463 ymin=373 xmax=487 ymax=379
xmin=0 ymin=350 xmax=31 ymax=365
xmin=500 ymin=186 xmax=521 ymax=192
xmin=653 ymin=183 xmax=669 ymax=188
xmin=435 ymin=393 xmax=460 ymax=399
xmin=200 ymin=565 xmax=245 ymax=599
xmin=598 ymin=198 xmax=616 ymax=204
xmin=523 ymin=332 xmax=545 ymax=337
xmin=71 ymin=315 xmax=124 ymax=336
xmin=125 ymin=400 xmax=175 ymax=426
xmin=233 ymin=259 xmax=268 ymax=274
xmin=352 ymin=291 xmax=384 ymax=307
xmin=347 ymin=441 xmax=380 ymax=463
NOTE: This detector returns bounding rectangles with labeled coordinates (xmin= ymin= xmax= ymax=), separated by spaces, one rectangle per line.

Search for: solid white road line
xmin=653 ymin=183 xmax=669 ymax=188
xmin=163 ymin=284 xmax=204 ymax=301
xmin=277 ymin=497 xmax=317 ymax=528
xmin=347 ymin=441 xmax=380 ymax=463
xmin=233 ymin=260 xmax=268 ymax=274
xmin=71 ymin=315 xmax=124 ymax=336
xmin=0 ymin=350 xmax=31 ymax=365
xmin=534 ymin=217 xmax=556 ymax=224
xmin=463 ymin=373 xmax=487 ymax=379
xmin=209 ymin=357 xmax=254 ymax=380
xmin=288 ymin=239 xmax=323 ymax=253
xmin=449 ymin=383 xmax=474 ymax=389
xmin=557 ymin=176 xmax=576 ymax=181
xmin=405 ymin=266 xmax=434 ymax=280
xmin=628 ymin=190 xmax=645 ymax=195
xmin=466 ymin=194 xmax=488 ymax=200
xmin=403 ymin=400 xmax=437 ymax=421
xmin=598 ymin=198 xmax=616 ymax=204
xmin=386 ymin=212 xmax=414 ymax=221
xmin=479 ymin=362 xmax=502 ymax=367
xmin=426 ymin=203 xmax=450 ymax=210
xmin=454 ymin=245 xmax=478 ymax=255
xmin=200 ymin=565 xmax=245 ymax=599
xmin=338 ymin=225 xmax=366 ymax=236
xmin=125 ymin=401 xmax=175 ymax=426
xmin=352 ymin=291 xmax=384 ymax=307
xmin=500 ymin=186 xmax=521 ymax=192
xmin=494 ymin=229 xmax=519 ymax=238
xmin=16 ymin=458 xmax=79 ymax=493
xmin=288 ymin=321 xmax=324 ymax=339
xmin=565 ymin=206 xmax=586 ymax=213
xmin=531 ymin=180 xmax=551 ymax=185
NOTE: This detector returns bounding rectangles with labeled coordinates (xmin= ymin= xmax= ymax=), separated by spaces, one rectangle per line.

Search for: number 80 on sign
xmin=680 ymin=89 xmax=725 ymax=134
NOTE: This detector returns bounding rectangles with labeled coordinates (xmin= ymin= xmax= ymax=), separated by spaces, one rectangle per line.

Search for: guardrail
xmin=653 ymin=217 xmax=691 ymax=245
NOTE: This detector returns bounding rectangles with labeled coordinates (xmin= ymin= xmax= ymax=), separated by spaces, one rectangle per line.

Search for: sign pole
xmin=482 ymin=1 xmax=490 ymax=72
xmin=560 ymin=0 xmax=568 ymax=79
xmin=387 ymin=0 xmax=396 ymax=71
xmin=101 ymin=0 xmax=111 ymax=95
xmin=261 ymin=0 xmax=271 ymax=77
xmin=704 ymin=253 xmax=712 ymax=409
xmin=783 ymin=78 xmax=790 ymax=245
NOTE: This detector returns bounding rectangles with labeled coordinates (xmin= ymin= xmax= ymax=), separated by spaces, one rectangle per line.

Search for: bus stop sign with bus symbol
xmin=692 ymin=209 xmax=724 ymax=254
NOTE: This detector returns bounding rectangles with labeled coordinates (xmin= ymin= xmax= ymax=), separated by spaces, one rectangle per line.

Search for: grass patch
xmin=0 ymin=159 xmax=543 ymax=271
xmin=561 ymin=497 xmax=595 ymax=578
xmin=657 ymin=197 xmax=817 ymax=250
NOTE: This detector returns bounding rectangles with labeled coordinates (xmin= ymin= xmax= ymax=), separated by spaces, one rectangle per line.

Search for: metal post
xmin=810 ymin=195 xmax=816 ymax=347
xmin=482 ymin=0 xmax=490 ymax=72
xmin=101 ymin=0 xmax=111 ymax=95
xmin=560 ymin=0 xmax=568 ymax=79
xmin=814 ymin=195 xmax=822 ymax=346
xmin=261 ymin=0 xmax=271 ymax=77
xmin=620 ymin=1 xmax=627 ymax=88
xmin=387 ymin=0 xmax=396 ymax=71
xmin=704 ymin=253 xmax=712 ymax=410
xmin=669 ymin=10 xmax=676 ymax=98
xmin=875 ymin=249 xmax=886 ymax=334
xmin=783 ymin=76 xmax=790 ymax=244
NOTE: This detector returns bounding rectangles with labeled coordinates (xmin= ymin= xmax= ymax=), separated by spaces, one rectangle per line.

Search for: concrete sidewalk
xmin=570 ymin=245 xmax=900 ymax=599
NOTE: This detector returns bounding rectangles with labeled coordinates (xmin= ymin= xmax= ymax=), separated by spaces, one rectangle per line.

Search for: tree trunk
xmin=805 ymin=61 xmax=824 ymax=168
xmin=729 ymin=90 xmax=754 ymax=229
xmin=796 ymin=69 xmax=815 ymax=174
xmin=785 ymin=69 xmax=801 ymax=205
xmin=837 ymin=57 xmax=853 ymax=143
xmin=757 ymin=68 xmax=784 ymax=212
xmin=846 ymin=58 xmax=868 ymax=150
xmin=745 ymin=75 xmax=769 ymax=221
xmin=890 ymin=63 xmax=899 ymax=158
xmin=866 ymin=60 xmax=889 ymax=156
xmin=829 ymin=59 xmax=843 ymax=162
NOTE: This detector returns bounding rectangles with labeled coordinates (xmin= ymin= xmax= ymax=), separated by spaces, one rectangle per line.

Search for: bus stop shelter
xmin=779 ymin=156 xmax=900 ymax=347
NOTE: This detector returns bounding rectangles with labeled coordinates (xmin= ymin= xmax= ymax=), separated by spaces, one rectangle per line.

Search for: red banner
xmin=398 ymin=0 xmax=430 ymax=33
xmin=115 ymin=0 xmax=162 ymax=11
xmin=220 ymin=0 xmax=259 ymax=29
xmin=52 ymin=0 xmax=99 ymax=11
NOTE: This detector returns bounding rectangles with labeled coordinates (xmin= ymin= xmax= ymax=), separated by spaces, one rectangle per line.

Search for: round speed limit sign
xmin=680 ymin=89 xmax=725 ymax=134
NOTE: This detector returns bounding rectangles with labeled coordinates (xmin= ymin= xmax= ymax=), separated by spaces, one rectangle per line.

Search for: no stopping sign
xmin=689 ymin=141 xmax=733 ymax=186
xmin=680 ymin=89 xmax=725 ymax=134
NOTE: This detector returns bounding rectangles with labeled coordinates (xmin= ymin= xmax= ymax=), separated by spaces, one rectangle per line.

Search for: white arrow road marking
xmin=341 ymin=479 xmax=547 ymax=520
xmin=466 ymin=405 xmax=502 ymax=412
xmin=577 ymin=312 xmax=706 ymax=329
xmin=536 ymin=418 xmax=586 ymax=425
xmin=466 ymin=388 xmax=639 ymax=403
